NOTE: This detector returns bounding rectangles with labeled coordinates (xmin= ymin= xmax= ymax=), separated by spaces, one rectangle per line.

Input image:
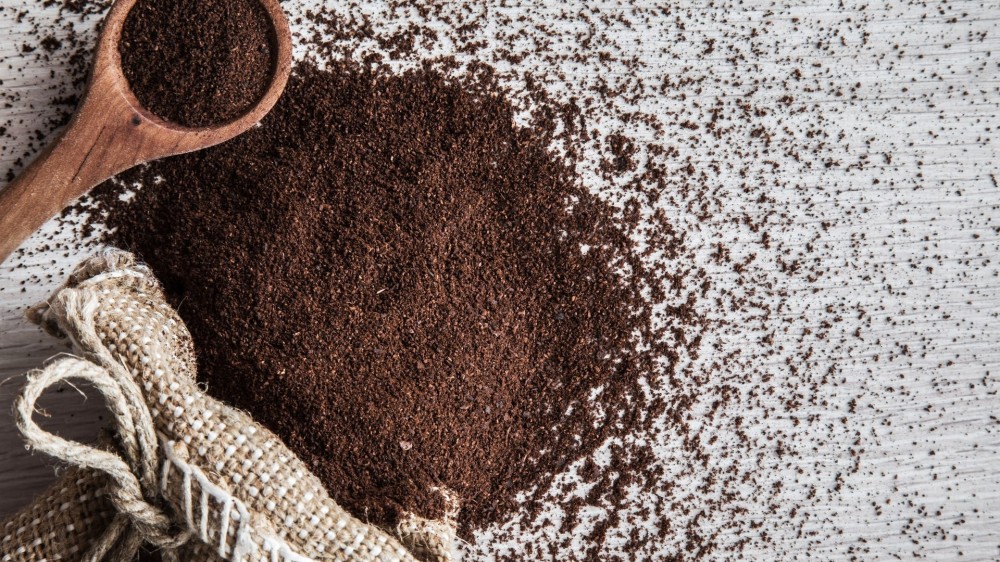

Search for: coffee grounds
xmin=21 ymin=1 xmax=945 ymax=558
xmin=118 ymin=0 xmax=274 ymax=127
xmin=92 ymin=59 xmax=681 ymax=531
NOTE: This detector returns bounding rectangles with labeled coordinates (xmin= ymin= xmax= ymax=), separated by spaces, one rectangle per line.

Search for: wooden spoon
xmin=0 ymin=0 xmax=292 ymax=265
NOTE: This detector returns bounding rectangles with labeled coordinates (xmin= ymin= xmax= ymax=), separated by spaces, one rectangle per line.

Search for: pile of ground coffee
xmin=91 ymin=59 xmax=677 ymax=531
xmin=118 ymin=0 xmax=274 ymax=127
xmin=11 ymin=0 xmax=922 ymax=558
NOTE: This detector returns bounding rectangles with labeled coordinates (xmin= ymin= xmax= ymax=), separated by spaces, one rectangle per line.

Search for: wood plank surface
xmin=0 ymin=1 xmax=998 ymax=560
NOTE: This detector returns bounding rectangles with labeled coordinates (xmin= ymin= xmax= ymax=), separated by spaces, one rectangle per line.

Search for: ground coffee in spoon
xmin=118 ymin=0 xmax=274 ymax=127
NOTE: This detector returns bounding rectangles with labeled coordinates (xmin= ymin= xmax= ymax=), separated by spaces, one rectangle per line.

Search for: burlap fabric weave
xmin=0 ymin=250 xmax=457 ymax=562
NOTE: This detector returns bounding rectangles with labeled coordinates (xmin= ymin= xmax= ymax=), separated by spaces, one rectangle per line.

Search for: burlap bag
xmin=0 ymin=250 xmax=458 ymax=562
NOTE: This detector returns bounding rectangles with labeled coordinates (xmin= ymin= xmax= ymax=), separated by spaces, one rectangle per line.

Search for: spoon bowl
xmin=0 ymin=0 xmax=292 ymax=264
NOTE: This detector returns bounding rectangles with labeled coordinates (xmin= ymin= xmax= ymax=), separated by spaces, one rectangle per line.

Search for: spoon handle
xmin=0 ymin=88 xmax=150 ymax=266
xmin=0 ymin=112 xmax=106 ymax=265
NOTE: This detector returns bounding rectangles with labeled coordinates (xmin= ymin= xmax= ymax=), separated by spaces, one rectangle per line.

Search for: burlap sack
xmin=0 ymin=250 xmax=458 ymax=562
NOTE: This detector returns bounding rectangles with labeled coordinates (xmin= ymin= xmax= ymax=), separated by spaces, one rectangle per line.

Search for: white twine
xmin=157 ymin=437 xmax=315 ymax=562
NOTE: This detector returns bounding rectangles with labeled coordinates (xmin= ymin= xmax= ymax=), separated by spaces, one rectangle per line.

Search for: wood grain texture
xmin=0 ymin=1 xmax=998 ymax=560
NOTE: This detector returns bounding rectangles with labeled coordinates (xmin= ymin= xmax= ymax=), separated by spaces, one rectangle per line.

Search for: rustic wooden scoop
xmin=0 ymin=0 xmax=292 ymax=265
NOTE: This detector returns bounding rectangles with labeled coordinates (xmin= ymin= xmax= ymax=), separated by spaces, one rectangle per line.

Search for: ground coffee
xmin=91 ymin=60 xmax=678 ymax=532
xmin=6 ymin=0 xmax=913 ymax=559
xmin=118 ymin=0 xmax=274 ymax=127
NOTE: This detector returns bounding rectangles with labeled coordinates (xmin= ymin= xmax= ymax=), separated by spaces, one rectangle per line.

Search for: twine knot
xmin=102 ymin=471 xmax=190 ymax=551
xmin=14 ymin=357 xmax=190 ymax=561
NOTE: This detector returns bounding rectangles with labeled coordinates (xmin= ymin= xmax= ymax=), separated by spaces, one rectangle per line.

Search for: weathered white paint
xmin=0 ymin=0 xmax=998 ymax=560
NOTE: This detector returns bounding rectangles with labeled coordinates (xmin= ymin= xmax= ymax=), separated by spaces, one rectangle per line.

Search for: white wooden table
xmin=1 ymin=1 xmax=998 ymax=560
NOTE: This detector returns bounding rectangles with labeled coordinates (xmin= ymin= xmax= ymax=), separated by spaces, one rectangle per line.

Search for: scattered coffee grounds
xmin=118 ymin=0 xmax=274 ymax=127
xmin=93 ymin=59 xmax=681 ymax=533
xmin=13 ymin=1 xmax=998 ymax=560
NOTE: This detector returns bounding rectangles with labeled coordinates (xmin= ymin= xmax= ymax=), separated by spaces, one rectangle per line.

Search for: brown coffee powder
xmin=13 ymin=0 xmax=993 ymax=559
xmin=118 ymin=0 xmax=274 ymax=127
xmin=91 ymin=59 xmax=680 ymax=533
